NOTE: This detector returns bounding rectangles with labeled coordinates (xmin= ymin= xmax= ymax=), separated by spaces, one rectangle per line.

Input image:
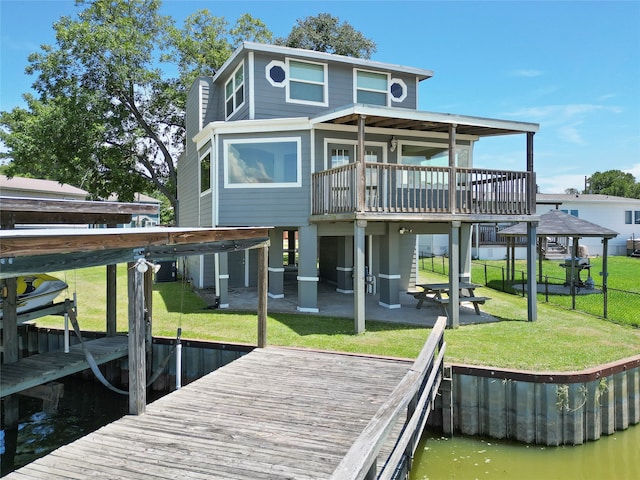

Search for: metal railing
xmin=312 ymin=163 xmax=533 ymax=216
xmin=420 ymin=255 xmax=640 ymax=327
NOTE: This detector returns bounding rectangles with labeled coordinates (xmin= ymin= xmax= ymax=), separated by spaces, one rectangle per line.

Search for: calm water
xmin=2 ymin=378 xmax=638 ymax=478
xmin=0 ymin=376 xmax=130 ymax=476
xmin=411 ymin=426 xmax=640 ymax=480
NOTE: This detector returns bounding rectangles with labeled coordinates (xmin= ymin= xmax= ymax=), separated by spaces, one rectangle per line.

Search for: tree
xmin=276 ymin=13 xmax=376 ymax=59
xmin=0 ymin=3 xmax=374 ymax=221
xmin=584 ymin=170 xmax=640 ymax=199
xmin=0 ymin=0 xmax=271 ymax=220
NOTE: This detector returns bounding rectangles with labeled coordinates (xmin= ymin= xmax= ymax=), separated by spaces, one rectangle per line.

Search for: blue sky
xmin=1 ymin=0 xmax=639 ymax=193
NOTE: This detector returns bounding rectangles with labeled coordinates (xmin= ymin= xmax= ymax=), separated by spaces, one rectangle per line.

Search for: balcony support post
xmin=448 ymin=221 xmax=461 ymax=328
xmin=449 ymin=124 xmax=457 ymax=213
xmin=526 ymin=221 xmax=538 ymax=321
xmin=354 ymin=219 xmax=367 ymax=333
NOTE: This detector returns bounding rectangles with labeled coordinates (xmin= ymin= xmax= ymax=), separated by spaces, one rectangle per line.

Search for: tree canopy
xmin=584 ymin=170 xmax=640 ymax=199
xmin=276 ymin=13 xmax=376 ymax=58
xmin=0 ymin=1 xmax=374 ymax=223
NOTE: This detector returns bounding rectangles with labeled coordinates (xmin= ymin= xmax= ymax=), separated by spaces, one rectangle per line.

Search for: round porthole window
xmin=266 ymin=60 xmax=287 ymax=87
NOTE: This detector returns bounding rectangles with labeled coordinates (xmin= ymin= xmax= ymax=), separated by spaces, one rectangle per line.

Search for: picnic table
xmin=408 ymin=282 xmax=489 ymax=315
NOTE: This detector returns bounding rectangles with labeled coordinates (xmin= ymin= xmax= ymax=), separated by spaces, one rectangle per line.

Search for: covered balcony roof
xmin=311 ymin=104 xmax=540 ymax=137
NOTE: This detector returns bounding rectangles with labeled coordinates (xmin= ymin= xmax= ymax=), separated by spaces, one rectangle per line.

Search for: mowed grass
xmin=38 ymin=265 xmax=640 ymax=371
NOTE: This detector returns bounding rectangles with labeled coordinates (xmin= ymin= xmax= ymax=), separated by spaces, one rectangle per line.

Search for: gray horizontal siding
xmin=217 ymin=130 xmax=311 ymax=227
xmin=252 ymin=52 xmax=421 ymax=119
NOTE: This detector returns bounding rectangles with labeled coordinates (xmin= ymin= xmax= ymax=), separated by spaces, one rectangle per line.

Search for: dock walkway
xmin=0 ymin=335 xmax=128 ymax=398
xmin=5 ymin=346 xmax=412 ymax=479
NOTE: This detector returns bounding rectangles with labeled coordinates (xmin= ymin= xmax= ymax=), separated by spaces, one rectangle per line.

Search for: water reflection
xmin=411 ymin=426 xmax=640 ymax=480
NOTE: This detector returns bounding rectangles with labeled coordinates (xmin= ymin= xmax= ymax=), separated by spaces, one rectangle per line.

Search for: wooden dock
xmin=0 ymin=335 xmax=128 ymax=398
xmin=4 ymin=346 xmax=413 ymax=479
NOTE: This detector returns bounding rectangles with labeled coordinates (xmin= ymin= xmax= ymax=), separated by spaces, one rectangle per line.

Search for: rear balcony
xmin=312 ymin=162 xmax=535 ymax=218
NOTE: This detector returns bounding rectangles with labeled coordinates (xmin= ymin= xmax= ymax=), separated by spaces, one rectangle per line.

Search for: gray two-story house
xmin=178 ymin=42 xmax=540 ymax=329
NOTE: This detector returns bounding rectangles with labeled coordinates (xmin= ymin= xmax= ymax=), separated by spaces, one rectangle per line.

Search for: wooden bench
xmin=432 ymin=296 xmax=490 ymax=315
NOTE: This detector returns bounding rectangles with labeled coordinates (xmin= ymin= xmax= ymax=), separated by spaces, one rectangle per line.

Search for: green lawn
xmin=421 ymin=255 xmax=640 ymax=327
xmin=37 ymin=265 xmax=640 ymax=371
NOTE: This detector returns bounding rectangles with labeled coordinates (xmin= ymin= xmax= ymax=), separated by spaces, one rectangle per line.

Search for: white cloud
xmin=510 ymin=69 xmax=543 ymax=77
xmin=625 ymin=163 xmax=640 ymax=181
xmin=536 ymin=173 xmax=587 ymax=194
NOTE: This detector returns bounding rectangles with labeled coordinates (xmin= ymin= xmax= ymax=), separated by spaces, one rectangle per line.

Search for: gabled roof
xmin=499 ymin=209 xmax=619 ymax=238
xmin=215 ymin=42 xmax=434 ymax=83
xmin=0 ymin=175 xmax=87 ymax=198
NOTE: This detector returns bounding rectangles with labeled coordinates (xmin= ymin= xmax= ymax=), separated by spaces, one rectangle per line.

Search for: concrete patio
xmin=198 ymin=279 xmax=498 ymax=328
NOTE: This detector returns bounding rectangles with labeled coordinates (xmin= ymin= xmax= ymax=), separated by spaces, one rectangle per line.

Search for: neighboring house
xmin=0 ymin=175 xmax=161 ymax=227
xmin=0 ymin=175 xmax=87 ymax=201
xmin=465 ymin=193 xmax=640 ymax=259
xmin=536 ymin=193 xmax=640 ymax=256
xmin=178 ymin=42 xmax=540 ymax=328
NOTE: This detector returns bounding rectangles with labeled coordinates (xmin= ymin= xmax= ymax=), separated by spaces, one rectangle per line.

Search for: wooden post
xmin=527 ymin=132 xmax=536 ymax=214
xmin=106 ymin=264 xmax=117 ymax=336
xmin=128 ymin=262 xmax=146 ymax=415
xmin=449 ymin=124 xmax=457 ymax=213
xmin=257 ymin=245 xmax=268 ymax=348
xmin=106 ymin=223 xmax=118 ymax=336
xmin=356 ymin=115 xmax=366 ymax=212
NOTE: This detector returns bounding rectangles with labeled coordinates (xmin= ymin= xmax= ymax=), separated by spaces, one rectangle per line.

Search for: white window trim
xmin=323 ymin=138 xmax=388 ymax=171
xmin=225 ymin=62 xmax=245 ymax=119
xmin=266 ymin=59 xmax=287 ymax=88
xmin=390 ymin=78 xmax=408 ymax=103
xmin=223 ymin=136 xmax=302 ymax=189
xmin=286 ymin=58 xmax=328 ymax=107
xmin=353 ymin=69 xmax=390 ymax=107
xmin=199 ymin=149 xmax=212 ymax=196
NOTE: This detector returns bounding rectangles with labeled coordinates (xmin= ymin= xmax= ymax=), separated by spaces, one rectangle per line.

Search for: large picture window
xmin=224 ymin=138 xmax=301 ymax=188
xmin=288 ymin=59 xmax=326 ymax=105
xmin=225 ymin=63 xmax=244 ymax=118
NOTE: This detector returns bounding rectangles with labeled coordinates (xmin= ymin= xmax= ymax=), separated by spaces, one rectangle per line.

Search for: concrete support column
xmin=336 ymin=236 xmax=354 ymax=294
xmin=526 ymin=222 xmax=538 ymax=321
xmin=297 ymin=224 xmax=318 ymax=313
xmin=354 ymin=220 xmax=367 ymax=333
xmin=378 ymin=224 xmax=401 ymax=309
xmin=448 ymin=221 xmax=461 ymax=328
xmin=459 ymin=223 xmax=473 ymax=282
xmin=268 ymin=228 xmax=284 ymax=299
xmin=216 ymin=253 xmax=229 ymax=308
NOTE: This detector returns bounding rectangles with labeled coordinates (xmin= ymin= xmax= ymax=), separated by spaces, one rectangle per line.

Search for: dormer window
xmin=355 ymin=70 xmax=389 ymax=106
xmin=225 ymin=63 xmax=245 ymax=118
xmin=287 ymin=59 xmax=327 ymax=105
xmin=355 ymin=70 xmax=408 ymax=105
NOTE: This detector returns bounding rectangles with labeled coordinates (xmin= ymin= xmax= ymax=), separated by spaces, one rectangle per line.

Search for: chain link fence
xmin=419 ymin=254 xmax=640 ymax=327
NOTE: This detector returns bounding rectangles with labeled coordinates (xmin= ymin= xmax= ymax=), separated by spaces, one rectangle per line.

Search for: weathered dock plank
xmin=5 ymin=346 xmax=411 ymax=479
xmin=0 ymin=336 xmax=128 ymax=397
